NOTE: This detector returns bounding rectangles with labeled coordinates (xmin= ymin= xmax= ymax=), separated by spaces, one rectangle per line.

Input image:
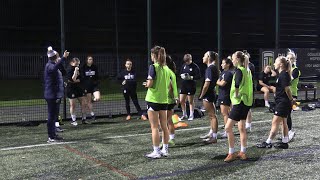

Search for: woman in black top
xmin=117 ymin=59 xmax=147 ymax=121
xmin=216 ymin=57 xmax=233 ymax=138
xmin=179 ymin=54 xmax=201 ymax=121
xmin=257 ymin=56 xmax=296 ymax=149
xmin=257 ymin=65 xmax=277 ymax=107
xmin=66 ymin=58 xmax=88 ymax=125
xmin=198 ymin=51 xmax=219 ymax=144
xmin=81 ymin=56 xmax=100 ymax=120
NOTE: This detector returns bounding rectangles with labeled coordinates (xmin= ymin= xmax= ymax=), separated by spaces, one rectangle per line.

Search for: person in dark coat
xmin=44 ymin=47 xmax=69 ymax=142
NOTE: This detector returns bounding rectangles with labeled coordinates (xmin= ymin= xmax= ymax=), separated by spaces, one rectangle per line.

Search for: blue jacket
xmin=44 ymin=57 xmax=66 ymax=99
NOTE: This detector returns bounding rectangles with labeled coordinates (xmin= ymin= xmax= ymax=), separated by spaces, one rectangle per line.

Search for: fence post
xmin=147 ymin=0 xmax=152 ymax=66
xmin=60 ymin=0 xmax=67 ymax=120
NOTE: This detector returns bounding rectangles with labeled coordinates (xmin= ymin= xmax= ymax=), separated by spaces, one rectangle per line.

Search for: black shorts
xmin=85 ymin=85 xmax=100 ymax=94
xmin=180 ymin=81 xmax=196 ymax=95
xmin=217 ymin=97 xmax=231 ymax=106
xmin=146 ymin=102 xmax=168 ymax=111
xmin=203 ymin=92 xmax=217 ymax=103
xmin=167 ymin=103 xmax=176 ymax=111
xmin=274 ymin=100 xmax=291 ymax=118
xmin=229 ymin=102 xmax=251 ymax=121
xmin=67 ymin=85 xmax=86 ymax=99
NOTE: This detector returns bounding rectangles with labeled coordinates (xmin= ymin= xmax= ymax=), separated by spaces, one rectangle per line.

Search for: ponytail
xmin=158 ymin=47 xmax=166 ymax=66
xmin=208 ymin=51 xmax=219 ymax=71
xmin=151 ymin=45 xmax=166 ymax=66
xmin=234 ymin=51 xmax=246 ymax=67
xmin=278 ymin=56 xmax=292 ymax=78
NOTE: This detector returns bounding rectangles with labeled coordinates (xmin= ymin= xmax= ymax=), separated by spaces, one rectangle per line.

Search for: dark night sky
xmin=0 ymin=0 xmax=319 ymax=57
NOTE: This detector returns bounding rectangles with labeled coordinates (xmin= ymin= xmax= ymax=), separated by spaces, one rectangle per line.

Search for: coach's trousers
xmin=46 ymin=99 xmax=61 ymax=139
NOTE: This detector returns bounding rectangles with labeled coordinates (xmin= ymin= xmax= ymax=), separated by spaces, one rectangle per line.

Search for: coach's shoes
xmin=71 ymin=121 xmax=78 ymax=126
xmin=237 ymin=152 xmax=248 ymax=160
xmin=47 ymin=138 xmax=55 ymax=143
xmin=203 ymin=137 xmax=217 ymax=144
xmin=224 ymin=153 xmax=237 ymax=162
xmin=188 ymin=115 xmax=194 ymax=121
xmin=274 ymin=142 xmax=289 ymax=149
xmin=256 ymin=142 xmax=273 ymax=148
xmin=145 ymin=151 xmax=162 ymax=159
xmin=126 ymin=115 xmax=131 ymax=121
xmin=288 ymin=130 xmax=295 ymax=142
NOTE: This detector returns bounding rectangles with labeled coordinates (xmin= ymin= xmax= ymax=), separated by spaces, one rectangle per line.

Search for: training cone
xmin=174 ymin=122 xmax=188 ymax=129
xmin=172 ymin=114 xmax=180 ymax=124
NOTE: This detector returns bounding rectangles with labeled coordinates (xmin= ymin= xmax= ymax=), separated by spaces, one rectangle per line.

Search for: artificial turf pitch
xmin=1 ymin=107 xmax=320 ymax=179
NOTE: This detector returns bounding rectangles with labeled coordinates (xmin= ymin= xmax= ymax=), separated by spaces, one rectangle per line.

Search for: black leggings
xmin=287 ymin=95 xmax=297 ymax=131
xmin=123 ymin=89 xmax=142 ymax=116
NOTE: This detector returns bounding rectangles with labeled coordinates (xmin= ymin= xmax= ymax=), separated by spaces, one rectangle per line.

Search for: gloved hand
xmin=184 ymin=73 xmax=191 ymax=80
xmin=180 ymin=73 xmax=186 ymax=80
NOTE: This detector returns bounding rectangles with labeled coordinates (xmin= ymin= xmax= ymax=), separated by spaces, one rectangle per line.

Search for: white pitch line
xmin=0 ymin=141 xmax=76 ymax=151
xmin=105 ymin=119 xmax=272 ymax=139
xmin=2 ymin=114 xmax=319 ymax=151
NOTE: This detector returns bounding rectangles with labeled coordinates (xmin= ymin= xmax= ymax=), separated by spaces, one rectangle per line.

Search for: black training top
xmin=292 ymin=68 xmax=299 ymax=80
xmin=234 ymin=68 xmax=243 ymax=88
xmin=257 ymin=71 xmax=272 ymax=87
xmin=67 ymin=65 xmax=82 ymax=89
xmin=180 ymin=62 xmax=201 ymax=85
xmin=81 ymin=64 xmax=99 ymax=87
xmin=218 ymin=69 xmax=233 ymax=100
xmin=203 ymin=64 xmax=219 ymax=93
xmin=275 ymin=70 xmax=291 ymax=102
xmin=117 ymin=69 xmax=137 ymax=90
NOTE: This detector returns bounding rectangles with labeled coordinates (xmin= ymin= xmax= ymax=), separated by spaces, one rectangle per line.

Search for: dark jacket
xmin=81 ymin=64 xmax=99 ymax=87
xmin=117 ymin=69 xmax=137 ymax=90
xmin=44 ymin=57 xmax=66 ymax=99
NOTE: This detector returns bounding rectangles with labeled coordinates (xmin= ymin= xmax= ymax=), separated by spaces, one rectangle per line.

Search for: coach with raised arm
xmin=44 ymin=46 xmax=70 ymax=143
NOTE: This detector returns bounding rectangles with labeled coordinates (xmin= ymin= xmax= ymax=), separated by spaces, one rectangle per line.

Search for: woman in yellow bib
xmin=144 ymin=46 xmax=172 ymax=159
xmin=224 ymin=51 xmax=253 ymax=162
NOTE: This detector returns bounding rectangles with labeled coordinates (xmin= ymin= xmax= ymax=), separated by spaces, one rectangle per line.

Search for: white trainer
xmin=180 ymin=115 xmax=188 ymax=121
xmin=288 ymin=130 xmax=295 ymax=142
xmin=71 ymin=121 xmax=78 ymax=126
xmin=145 ymin=151 xmax=162 ymax=159
xmin=47 ymin=138 xmax=55 ymax=143
xmin=188 ymin=115 xmax=194 ymax=121
xmin=200 ymin=133 xmax=212 ymax=139
xmin=161 ymin=150 xmax=169 ymax=157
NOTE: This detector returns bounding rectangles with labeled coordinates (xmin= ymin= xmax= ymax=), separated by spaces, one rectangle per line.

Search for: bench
xmin=254 ymin=87 xmax=317 ymax=101
xmin=298 ymin=87 xmax=317 ymax=101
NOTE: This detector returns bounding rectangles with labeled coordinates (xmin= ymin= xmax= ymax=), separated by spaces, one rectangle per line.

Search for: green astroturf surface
xmin=1 ymin=108 xmax=320 ymax=179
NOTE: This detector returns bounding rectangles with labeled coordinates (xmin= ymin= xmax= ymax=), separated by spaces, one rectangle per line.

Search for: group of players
xmin=44 ymin=45 xmax=299 ymax=162
xmin=143 ymin=46 xmax=298 ymax=162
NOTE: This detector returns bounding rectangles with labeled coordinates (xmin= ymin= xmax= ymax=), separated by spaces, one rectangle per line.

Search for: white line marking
xmin=104 ymin=119 xmax=272 ymax=139
xmin=0 ymin=141 xmax=76 ymax=151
